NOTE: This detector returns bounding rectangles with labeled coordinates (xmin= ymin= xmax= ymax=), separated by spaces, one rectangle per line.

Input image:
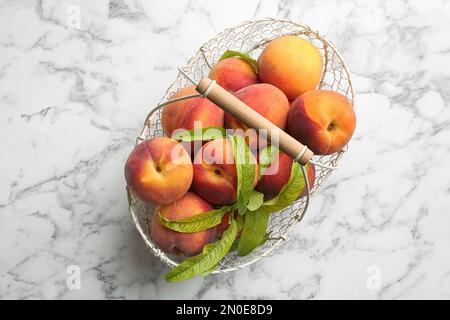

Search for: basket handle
xmin=196 ymin=77 xmax=314 ymax=165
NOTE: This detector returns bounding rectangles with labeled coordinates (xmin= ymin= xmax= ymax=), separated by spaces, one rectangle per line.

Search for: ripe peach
xmin=225 ymin=83 xmax=289 ymax=150
xmin=192 ymin=138 xmax=258 ymax=205
xmin=150 ymin=192 xmax=216 ymax=256
xmin=124 ymin=137 xmax=193 ymax=206
xmin=161 ymin=85 xmax=224 ymax=137
xmin=209 ymin=57 xmax=259 ymax=92
xmin=258 ymin=35 xmax=323 ymax=100
xmin=287 ymin=90 xmax=356 ymax=155
xmin=256 ymin=149 xmax=315 ymax=200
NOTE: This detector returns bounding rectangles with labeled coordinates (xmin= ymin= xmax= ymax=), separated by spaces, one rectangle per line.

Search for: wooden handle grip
xmin=196 ymin=77 xmax=313 ymax=165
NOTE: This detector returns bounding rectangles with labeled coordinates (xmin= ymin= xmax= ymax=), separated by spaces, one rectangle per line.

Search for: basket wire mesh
xmin=127 ymin=18 xmax=354 ymax=273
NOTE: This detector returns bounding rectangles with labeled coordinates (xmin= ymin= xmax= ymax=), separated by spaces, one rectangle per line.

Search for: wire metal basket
xmin=127 ymin=18 xmax=354 ymax=273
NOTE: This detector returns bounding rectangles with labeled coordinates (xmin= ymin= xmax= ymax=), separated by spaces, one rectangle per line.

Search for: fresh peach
xmin=209 ymin=57 xmax=259 ymax=92
xmin=258 ymin=35 xmax=323 ymax=100
xmin=225 ymin=83 xmax=289 ymax=150
xmin=256 ymin=149 xmax=315 ymax=200
xmin=287 ymin=90 xmax=356 ymax=155
xmin=150 ymin=192 xmax=216 ymax=256
xmin=161 ymin=85 xmax=224 ymax=137
xmin=124 ymin=137 xmax=193 ymax=206
xmin=192 ymin=138 xmax=258 ymax=205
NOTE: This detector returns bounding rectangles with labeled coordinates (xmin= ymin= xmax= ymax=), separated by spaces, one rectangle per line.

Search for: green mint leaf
xmin=165 ymin=217 xmax=238 ymax=282
xmin=257 ymin=162 xmax=306 ymax=215
xmin=159 ymin=205 xmax=232 ymax=233
xmin=237 ymin=211 xmax=271 ymax=256
xmin=231 ymin=134 xmax=256 ymax=215
xmin=247 ymin=190 xmax=264 ymax=211
xmin=171 ymin=126 xmax=226 ymax=142
xmin=258 ymin=146 xmax=279 ymax=178
xmin=219 ymin=50 xmax=258 ymax=73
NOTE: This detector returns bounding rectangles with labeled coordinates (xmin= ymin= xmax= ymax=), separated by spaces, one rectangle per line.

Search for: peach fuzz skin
xmin=225 ymin=83 xmax=289 ymax=150
xmin=161 ymin=85 xmax=224 ymax=137
xmin=209 ymin=57 xmax=259 ymax=92
xmin=150 ymin=192 xmax=216 ymax=256
xmin=287 ymin=90 xmax=356 ymax=155
xmin=192 ymin=138 xmax=258 ymax=205
xmin=256 ymin=150 xmax=315 ymax=200
xmin=124 ymin=137 xmax=193 ymax=206
xmin=258 ymin=35 xmax=323 ymax=100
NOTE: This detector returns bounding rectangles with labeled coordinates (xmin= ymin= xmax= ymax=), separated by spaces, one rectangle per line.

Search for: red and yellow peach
xmin=124 ymin=137 xmax=193 ymax=206
xmin=225 ymin=83 xmax=289 ymax=150
xmin=287 ymin=90 xmax=356 ymax=155
xmin=258 ymin=35 xmax=323 ymax=100
xmin=192 ymin=138 xmax=258 ymax=205
xmin=209 ymin=57 xmax=259 ymax=92
xmin=256 ymin=149 xmax=316 ymax=200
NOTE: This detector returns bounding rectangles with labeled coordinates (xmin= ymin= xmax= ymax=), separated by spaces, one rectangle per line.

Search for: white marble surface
xmin=1 ymin=0 xmax=449 ymax=300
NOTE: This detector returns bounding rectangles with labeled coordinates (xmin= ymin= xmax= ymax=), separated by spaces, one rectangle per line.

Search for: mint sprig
xmin=219 ymin=50 xmax=258 ymax=73
xmin=165 ymin=216 xmax=238 ymax=282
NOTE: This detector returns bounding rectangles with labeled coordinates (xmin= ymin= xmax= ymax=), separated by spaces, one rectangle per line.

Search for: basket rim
xmin=127 ymin=17 xmax=355 ymax=274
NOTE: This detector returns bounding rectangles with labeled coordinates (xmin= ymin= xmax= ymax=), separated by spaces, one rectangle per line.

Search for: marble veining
xmin=0 ymin=0 xmax=449 ymax=299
